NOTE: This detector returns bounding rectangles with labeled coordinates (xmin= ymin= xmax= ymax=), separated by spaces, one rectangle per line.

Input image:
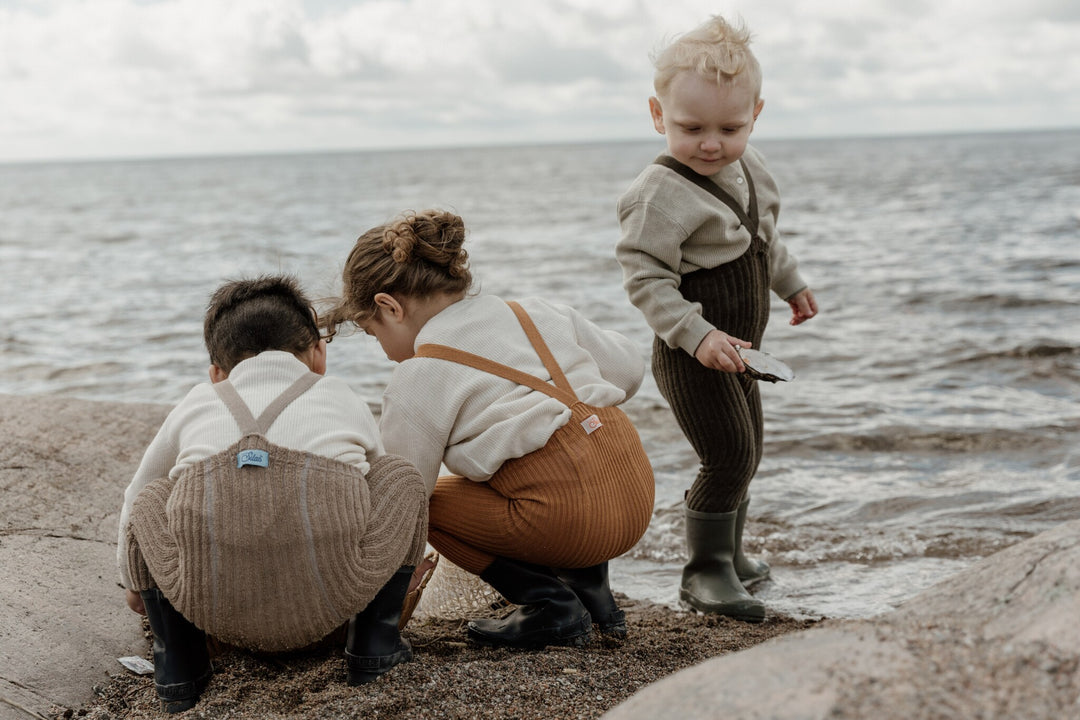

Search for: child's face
xmin=650 ymin=71 xmax=763 ymax=176
xmin=360 ymin=312 xmax=417 ymax=363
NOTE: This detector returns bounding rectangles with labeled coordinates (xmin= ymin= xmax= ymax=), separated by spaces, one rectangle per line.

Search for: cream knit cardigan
xmin=616 ymin=144 xmax=807 ymax=357
xmin=380 ymin=295 xmax=645 ymax=495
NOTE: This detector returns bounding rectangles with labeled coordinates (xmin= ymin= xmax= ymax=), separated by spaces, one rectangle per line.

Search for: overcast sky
xmin=2 ymin=0 xmax=1078 ymax=163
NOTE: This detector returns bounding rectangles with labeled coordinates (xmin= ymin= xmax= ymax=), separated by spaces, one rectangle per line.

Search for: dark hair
xmin=203 ymin=275 xmax=320 ymax=373
xmin=321 ymin=209 xmax=472 ymax=332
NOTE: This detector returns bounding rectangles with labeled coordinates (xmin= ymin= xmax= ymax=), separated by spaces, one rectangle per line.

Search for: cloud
xmin=744 ymin=0 xmax=1080 ymax=136
xmin=0 ymin=0 xmax=1077 ymax=162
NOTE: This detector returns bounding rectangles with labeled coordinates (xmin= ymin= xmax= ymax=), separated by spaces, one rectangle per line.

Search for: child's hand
xmin=694 ymin=330 xmax=751 ymax=373
xmin=125 ymin=588 xmax=146 ymax=615
xmin=787 ymin=288 xmax=818 ymax=326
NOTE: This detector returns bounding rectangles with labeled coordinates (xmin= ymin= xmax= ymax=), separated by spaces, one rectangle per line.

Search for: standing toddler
xmin=616 ymin=15 xmax=817 ymax=621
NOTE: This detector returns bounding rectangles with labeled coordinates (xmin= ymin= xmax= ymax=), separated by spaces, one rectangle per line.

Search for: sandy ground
xmin=65 ymin=597 xmax=814 ymax=720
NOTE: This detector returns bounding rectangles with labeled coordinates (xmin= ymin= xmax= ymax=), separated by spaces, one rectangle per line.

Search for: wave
xmin=903 ymin=292 xmax=1079 ymax=311
xmin=943 ymin=343 xmax=1079 ymax=364
xmin=768 ymin=424 xmax=1077 ymax=455
xmin=625 ymin=508 xmax=1024 ymax=568
xmin=627 ymin=494 xmax=1080 ymax=570
xmin=758 ymin=493 xmax=1079 ymax=566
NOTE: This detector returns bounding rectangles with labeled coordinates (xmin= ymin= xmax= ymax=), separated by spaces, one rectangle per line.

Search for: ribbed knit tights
xmin=427 ymin=406 xmax=654 ymax=575
xmin=652 ymin=237 xmax=771 ymax=514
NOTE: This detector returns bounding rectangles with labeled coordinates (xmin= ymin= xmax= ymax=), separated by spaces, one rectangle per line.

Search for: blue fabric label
xmin=237 ymin=449 xmax=269 ymax=468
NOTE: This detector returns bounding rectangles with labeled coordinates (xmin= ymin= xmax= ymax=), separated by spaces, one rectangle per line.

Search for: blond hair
xmin=652 ymin=15 xmax=761 ymax=99
xmin=322 ymin=209 xmax=472 ymax=333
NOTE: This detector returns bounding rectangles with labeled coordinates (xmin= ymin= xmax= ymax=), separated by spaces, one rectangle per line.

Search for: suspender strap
xmin=653 ymin=155 xmax=759 ymax=238
xmin=213 ymin=380 xmax=259 ymax=435
xmin=505 ymin=301 xmax=574 ymax=395
xmin=413 ymin=301 xmax=580 ymax=407
xmin=413 ymin=344 xmax=579 ymax=406
xmin=212 ymin=372 xmax=323 ymax=435
xmin=255 ymin=372 xmax=322 ymax=430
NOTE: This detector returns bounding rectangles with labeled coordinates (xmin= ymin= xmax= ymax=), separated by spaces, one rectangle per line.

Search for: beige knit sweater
xmin=616 ymin=144 xmax=807 ymax=356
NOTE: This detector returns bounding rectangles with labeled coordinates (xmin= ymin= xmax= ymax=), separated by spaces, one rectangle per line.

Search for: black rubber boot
xmin=139 ymin=589 xmax=212 ymax=714
xmin=733 ymin=496 xmax=771 ymax=587
xmin=467 ymin=557 xmax=592 ymax=649
xmin=680 ymin=508 xmax=766 ymax=622
xmin=345 ymin=566 xmax=414 ymax=685
xmin=555 ymin=562 xmax=627 ymax=639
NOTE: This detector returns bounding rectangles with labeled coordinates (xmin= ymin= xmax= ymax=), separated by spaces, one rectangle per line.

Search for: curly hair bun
xmin=384 ymin=210 xmax=469 ymax=277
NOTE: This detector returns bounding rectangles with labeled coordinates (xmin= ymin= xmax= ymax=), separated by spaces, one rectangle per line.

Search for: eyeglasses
xmin=310 ymin=307 xmax=336 ymax=344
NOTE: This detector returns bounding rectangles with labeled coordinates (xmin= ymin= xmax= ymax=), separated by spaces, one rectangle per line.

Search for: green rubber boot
xmin=733 ymin=496 xmax=771 ymax=587
xmin=680 ymin=507 xmax=765 ymax=622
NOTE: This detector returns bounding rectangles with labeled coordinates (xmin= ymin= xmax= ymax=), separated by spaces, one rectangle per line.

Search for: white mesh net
xmin=412 ymin=551 xmax=508 ymax=620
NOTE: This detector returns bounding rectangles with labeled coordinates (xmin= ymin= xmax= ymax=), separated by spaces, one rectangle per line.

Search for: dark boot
xmin=345 ymin=566 xmax=414 ymax=685
xmin=555 ymin=562 xmax=627 ymax=639
xmin=140 ymin=589 xmax=212 ymax=714
xmin=680 ymin=508 xmax=766 ymax=622
xmin=733 ymin=495 xmax=771 ymax=587
xmin=467 ymin=557 xmax=592 ymax=649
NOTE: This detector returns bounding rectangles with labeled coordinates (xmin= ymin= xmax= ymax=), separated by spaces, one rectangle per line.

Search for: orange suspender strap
xmin=505 ymin=301 xmax=575 ymax=396
xmin=413 ymin=300 xmax=580 ymax=407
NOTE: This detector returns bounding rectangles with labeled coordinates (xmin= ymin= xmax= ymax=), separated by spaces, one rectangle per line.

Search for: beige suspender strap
xmin=213 ymin=380 xmax=260 ymax=435
xmin=413 ymin=301 xmax=580 ymax=407
xmin=255 ymin=372 xmax=321 ymax=431
xmin=212 ymin=372 xmax=322 ymax=435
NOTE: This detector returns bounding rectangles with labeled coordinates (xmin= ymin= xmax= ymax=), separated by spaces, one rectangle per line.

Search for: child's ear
xmin=309 ymin=339 xmax=328 ymax=375
xmin=648 ymin=97 xmax=666 ymax=135
xmin=373 ymin=292 xmax=406 ymax=322
xmin=753 ymin=98 xmax=764 ymax=120
xmin=209 ymin=364 xmax=229 ymax=383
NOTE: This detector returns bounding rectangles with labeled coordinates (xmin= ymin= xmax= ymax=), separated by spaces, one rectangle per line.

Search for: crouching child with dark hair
xmin=116 ymin=275 xmax=428 ymax=713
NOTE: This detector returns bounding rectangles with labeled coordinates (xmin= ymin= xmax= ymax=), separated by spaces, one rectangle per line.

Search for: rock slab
xmin=0 ymin=394 xmax=168 ymax=719
xmin=603 ymin=516 xmax=1080 ymax=719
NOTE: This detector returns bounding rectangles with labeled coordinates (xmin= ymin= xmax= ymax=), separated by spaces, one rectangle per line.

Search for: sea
xmin=2 ymin=130 xmax=1078 ymax=620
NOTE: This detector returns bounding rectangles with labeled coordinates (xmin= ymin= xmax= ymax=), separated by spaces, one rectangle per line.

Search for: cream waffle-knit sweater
xmin=380 ymin=295 xmax=644 ymax=495
xmin=616 ymin=144 xmax=807 ymax=356
xmin=116 ymin=351 xmax=383 ymax=589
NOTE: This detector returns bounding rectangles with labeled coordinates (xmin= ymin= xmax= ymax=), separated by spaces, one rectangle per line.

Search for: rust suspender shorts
xmin=417 ymin=301 xmax=655 ymax=575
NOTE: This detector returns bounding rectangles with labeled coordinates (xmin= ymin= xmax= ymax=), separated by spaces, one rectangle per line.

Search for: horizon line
xmin=2 ymin=124 xmax=1077 ymax=168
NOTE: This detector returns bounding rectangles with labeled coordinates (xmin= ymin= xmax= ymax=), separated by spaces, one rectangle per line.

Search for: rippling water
xmin=3 ymin=130 xmax=1078 ymax=619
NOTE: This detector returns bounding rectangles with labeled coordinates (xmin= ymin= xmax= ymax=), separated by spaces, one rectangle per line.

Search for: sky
xmin=1 ymin=0 xmax=1079 ymax=163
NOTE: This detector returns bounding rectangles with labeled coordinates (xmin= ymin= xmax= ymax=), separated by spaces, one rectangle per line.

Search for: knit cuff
xmin=124 ymin=526 xmax=156 ymax=592
xmin=675 ymin=314 xmax=718 ymax=358
xmin=773 ymin=270 xmax=808 ymax=303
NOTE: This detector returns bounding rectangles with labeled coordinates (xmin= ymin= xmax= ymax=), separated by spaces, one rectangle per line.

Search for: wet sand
xmin=72 ymin=597 xmax=814 ymax=719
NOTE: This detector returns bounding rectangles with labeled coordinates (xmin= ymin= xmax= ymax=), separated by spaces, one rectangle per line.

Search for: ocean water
xmin=2 ymin=130 xmax=1078 ymax=619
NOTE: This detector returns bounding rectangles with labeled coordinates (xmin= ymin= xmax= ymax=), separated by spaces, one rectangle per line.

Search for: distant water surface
xmin=2 ymin=130 xmax=1078 ymax=619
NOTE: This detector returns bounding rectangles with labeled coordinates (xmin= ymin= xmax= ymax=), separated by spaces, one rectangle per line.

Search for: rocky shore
xmin=2 ymin=393 xmax=1077 ymax=720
